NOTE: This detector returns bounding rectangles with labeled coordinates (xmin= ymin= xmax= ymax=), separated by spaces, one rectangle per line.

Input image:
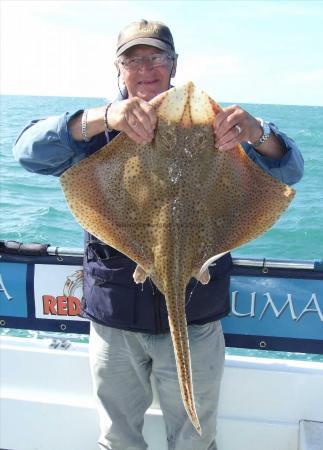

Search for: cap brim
xmin=116 ymin=37 xmax=172 ymax=57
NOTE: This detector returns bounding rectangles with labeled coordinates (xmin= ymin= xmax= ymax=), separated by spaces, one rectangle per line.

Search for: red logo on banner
xmin=42 ymin=295 xmax=81 ymax=316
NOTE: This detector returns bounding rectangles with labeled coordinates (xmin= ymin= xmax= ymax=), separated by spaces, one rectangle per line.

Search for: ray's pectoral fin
xmin=133 ymin=265 xmax=148 ymax=284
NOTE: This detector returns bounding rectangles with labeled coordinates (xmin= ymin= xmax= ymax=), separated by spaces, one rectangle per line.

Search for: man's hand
xmin=213 ymin=104 xmax=287 ymax=159
xmin=213 ymin=105 xmax=262 ymax=151
xmin=107 ymin=97 xmax=157 ymax=145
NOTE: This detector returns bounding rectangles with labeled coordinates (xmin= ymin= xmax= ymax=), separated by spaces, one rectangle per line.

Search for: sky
xmin=1 ymin=0 xmax=323 ymax=106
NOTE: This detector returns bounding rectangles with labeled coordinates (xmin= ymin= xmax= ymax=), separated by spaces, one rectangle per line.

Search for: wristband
xmin=104 ymin=103 xmax=113 ymax=132
xmin=81 ymin=110 xmax=90 ymax=143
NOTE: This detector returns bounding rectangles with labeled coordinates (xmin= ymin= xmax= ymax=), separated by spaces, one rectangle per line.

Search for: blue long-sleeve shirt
xmin=13 ymin=110 xmax=304 ymax=185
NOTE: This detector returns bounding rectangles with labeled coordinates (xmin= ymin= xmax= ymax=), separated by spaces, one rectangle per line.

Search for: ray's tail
xmin=165 ymin=289 xmax=202 ymax=435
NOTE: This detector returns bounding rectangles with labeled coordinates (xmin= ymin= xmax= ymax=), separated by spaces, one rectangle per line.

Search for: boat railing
xmin=0 ymin=240 xmax=322 ymax=355
xmin=44 ymin=245 xmax=323 ymax=271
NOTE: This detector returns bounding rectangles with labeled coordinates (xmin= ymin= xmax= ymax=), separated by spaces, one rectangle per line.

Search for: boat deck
xmin=1 ymin=336 xmax=322 ymax=450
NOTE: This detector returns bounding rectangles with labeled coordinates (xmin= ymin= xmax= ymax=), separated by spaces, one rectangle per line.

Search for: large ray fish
xmin=60 ymin=82 xmax=295 ymax=434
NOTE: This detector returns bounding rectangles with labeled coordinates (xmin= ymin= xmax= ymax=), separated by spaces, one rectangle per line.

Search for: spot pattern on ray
xmin=60 ymin=82 xmax=295 ymax=434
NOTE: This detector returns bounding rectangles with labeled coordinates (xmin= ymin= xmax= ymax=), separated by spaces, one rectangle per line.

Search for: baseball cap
xmin=116 ymin=19 xmax=175 ymax=57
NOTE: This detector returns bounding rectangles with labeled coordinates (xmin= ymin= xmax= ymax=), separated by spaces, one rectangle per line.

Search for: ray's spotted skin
xmin=60 ymin=82 xmax=295 ymax=434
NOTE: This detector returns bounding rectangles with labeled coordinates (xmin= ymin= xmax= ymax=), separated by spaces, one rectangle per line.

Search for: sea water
xmin=1 ymin=94 xmax=322 ymax=360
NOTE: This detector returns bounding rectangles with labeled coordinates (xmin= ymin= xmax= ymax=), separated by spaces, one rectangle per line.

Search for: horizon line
xmin=1 ymin=92 xmax=322 ymax=108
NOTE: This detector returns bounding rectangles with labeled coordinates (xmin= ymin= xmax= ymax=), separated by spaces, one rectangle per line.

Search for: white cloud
xmin=0 ymin=0 xmax=175 ymax=98
xmin=0 ymin=1 xmax=119 ymax=98
xmin=174 ymin=53 xmax=245 ymax=102
xmin=259 ymin=1 xmax=323 ymax=18
xmin=292 ymin=69 xmax=323 ymax=83
xmin=1 ymin=1 xmax=322 ymax=105
xmin=177 ymin=54 xmax=242 ymax=80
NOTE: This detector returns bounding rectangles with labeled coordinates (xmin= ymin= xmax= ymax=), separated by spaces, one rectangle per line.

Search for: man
xmin=14 ymin=19 xmax=303 ymax=450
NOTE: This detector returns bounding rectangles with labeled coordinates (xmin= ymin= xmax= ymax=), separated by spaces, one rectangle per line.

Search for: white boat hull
xmin=1 ymin=335 xmax=322 ymax=450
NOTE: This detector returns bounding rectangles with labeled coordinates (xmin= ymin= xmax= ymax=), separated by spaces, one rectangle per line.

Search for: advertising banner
xmin=1 ymin=253 xmax=322 ymax=353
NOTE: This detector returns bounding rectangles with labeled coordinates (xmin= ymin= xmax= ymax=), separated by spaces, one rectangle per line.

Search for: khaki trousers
xmin=89 ymin=320 xmax=225 ymax=450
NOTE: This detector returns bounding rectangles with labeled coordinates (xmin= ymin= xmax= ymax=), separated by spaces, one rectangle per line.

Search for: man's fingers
xmin=217 ymin=137 xmax=240 ymax=151
xmin=123 ymin=98 xmax=157 ymax=142
xmin=123 ymin=123 xmax=148 ymax=145
xmin=138 ymin=100 xmax=157 ymax=129
xmin=214 ymin=104 xmax=264 ymax=148
xmin=214 ymin=106 xmax=237 ymax=133
xmin=110 ymin=98 xmax=157 ymax=143
xmin=132 ymin=108 xmax=155 ymax=139
xmin=216 ymin=124 xmax=244 ymax=148
xmin=214 ymin=105 xmax=244 ymax=142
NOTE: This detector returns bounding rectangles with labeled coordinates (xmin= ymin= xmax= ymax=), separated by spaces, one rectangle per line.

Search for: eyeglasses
xmin=118 ymin=53 xmax=175 ymax=71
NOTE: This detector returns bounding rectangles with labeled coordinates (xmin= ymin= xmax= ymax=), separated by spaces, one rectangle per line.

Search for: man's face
xmin=118 ymin=45 xmax=177 ymax=101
